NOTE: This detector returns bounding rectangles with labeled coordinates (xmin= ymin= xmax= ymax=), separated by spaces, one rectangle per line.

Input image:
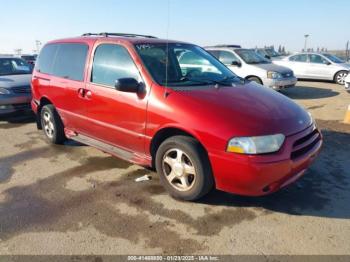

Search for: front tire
xmin=155 ymin=136 xmax=214 ymax=201
xmin=335 ymin=71 xmax=348 ymax=85
xmin=40 ymin=104 xmax=66 ymax=144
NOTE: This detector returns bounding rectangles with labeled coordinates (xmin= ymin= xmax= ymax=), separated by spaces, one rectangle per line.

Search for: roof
xmin=46 ymin=33 xmax=190 ymax=45
xmin=205 ymin=44 xmax=242 ymax=49
xmin=292 ymin=52 xmax=331 ymax=55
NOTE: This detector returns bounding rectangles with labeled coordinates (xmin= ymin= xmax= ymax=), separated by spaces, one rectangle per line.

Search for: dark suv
xmin=31 ymin=33 xmax=322 ymax=201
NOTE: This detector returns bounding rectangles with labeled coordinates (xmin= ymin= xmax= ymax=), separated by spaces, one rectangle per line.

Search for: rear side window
xmin=36 ymin=44 xmax=59 ymax=74
xmin=91 ymin=44 xmax=141 ymax=87
xmin=52 ymin=43 xmax=88 ymax=81
xmin=36 ymin=43 xmax=88 ymax=81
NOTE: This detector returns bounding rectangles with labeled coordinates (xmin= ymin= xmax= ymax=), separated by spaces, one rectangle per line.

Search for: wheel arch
xmin=333 ymin=70 xmax=348 ymax=83
xmin=245 ymin=75 xmax=263 ymax=84
xmin=36 ymin=97 xmax=54 ymax=129
xmin=150 ymin=126 xmax=209 ymax=169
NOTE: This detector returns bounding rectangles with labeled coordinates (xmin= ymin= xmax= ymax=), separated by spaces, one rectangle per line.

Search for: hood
xmin=172 ymin=82 xmax=312 ymax=137
xmin=0 ymin=74 xmax=32 ymax=89
xmin=253 ymin=63 xmax=292 ymax=74
xmin=338 ymin=63 xmax=350 ymax=70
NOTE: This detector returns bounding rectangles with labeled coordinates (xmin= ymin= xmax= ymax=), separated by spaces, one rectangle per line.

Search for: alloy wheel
xmin=336 ymin=72 xmax=347 ymax=85
xmin=43 ymin=111 xmax=55 ymax=138
xmin=162 ymin=148 xmax=196 ymax=191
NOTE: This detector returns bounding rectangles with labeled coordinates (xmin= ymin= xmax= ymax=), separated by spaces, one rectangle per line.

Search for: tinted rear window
xmin=53 ymin=43 xmax=88 ymax=81
xmin=36 ymin=43 xmax=88 ymax=81
xmin=36 ymin=44 xmax=59 ymax=74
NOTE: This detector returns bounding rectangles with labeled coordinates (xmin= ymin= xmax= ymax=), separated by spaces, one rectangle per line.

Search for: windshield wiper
xmin=180 ymin=76 xmax=239 ymax=87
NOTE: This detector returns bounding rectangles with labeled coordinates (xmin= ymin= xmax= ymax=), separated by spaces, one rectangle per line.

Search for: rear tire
xmin=247 ymin=76 xmax=263 ymax=85
xmin=334 ymin=71 xmax=348 ymax=85
xmin=40 ymin=104 xmax=66 ymax=144
xmin=155 ymin=136 xmax=214 ymax=201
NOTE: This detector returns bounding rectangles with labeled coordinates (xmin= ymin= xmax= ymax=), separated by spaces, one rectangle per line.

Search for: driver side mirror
xmin=231 ymin=61 xmax=242 ymax=67
xmin=265 ymin=55 xmax=271 ymax=60
xmin=115 ymin=78 xmax=142 ymax=93
xmin=325 ymin=61 xmax=331 ymax=65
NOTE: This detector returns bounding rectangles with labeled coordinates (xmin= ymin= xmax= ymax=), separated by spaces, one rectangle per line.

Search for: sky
xmin=0 ymin=0 xmax=349 ymax=54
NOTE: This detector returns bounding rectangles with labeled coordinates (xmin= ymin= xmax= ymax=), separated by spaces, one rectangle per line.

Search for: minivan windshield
xmin=134 ymin=43 xmax=241 ymax=87
xmin=235 ymin=49 xmax=271 ymax=64
xmin=322 ymin=53 xmax=345 ymax=64
xmin=0 ymin=58 xmax=32 ymax=76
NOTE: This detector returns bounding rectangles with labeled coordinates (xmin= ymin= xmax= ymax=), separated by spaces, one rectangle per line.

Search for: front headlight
xmin=227 ymin=134 xmax=285 ymax=154
xmin=0 ymin=87 xmax=11 ymax=95
xmin=267 ymin=71 xmax=282 ymax=79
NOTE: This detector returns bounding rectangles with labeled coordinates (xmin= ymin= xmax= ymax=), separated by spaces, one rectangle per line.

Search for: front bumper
xmin=0 ymin=94 xmax=32 ymax=114
xmin=209 ymin=124 xmax=322 ymax=196
xmin=264 ymin=77 xmax=297 ymax=90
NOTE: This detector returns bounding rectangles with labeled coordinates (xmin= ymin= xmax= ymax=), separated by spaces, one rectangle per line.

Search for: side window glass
xmin=309 ymin=54 xmax=328 ymax=64
xmin=92 ymin=44 xmax=141 ymax=87
xmin=290 ymin=54 xmax=307 ymax=62
xmin=36 ymin=44 xmax=59 ymax=74
xmin=219 ymin=51 xmax=239 ymax=65
xmin=52 ymin=43 xmax=88 ymax=81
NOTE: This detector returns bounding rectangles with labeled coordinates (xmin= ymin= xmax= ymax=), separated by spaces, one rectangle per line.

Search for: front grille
xmin=291 ymin=128 xmax=321 ymax=160
xmin=281 ymin=71 xmax=294 ymax=78
xmin=12 ymin=86 xmax=31 ymax=94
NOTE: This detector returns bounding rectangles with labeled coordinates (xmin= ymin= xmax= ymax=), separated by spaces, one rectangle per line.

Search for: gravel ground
xmin=0 ymin=81 xmax=349 ymax=255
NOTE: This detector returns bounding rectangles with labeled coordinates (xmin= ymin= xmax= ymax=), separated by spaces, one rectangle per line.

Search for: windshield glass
xmin=134 ymin=43 xmax=240 ymax=87
xmin=322 ymin=53 xmax=345 ymax=64
xmin=235 ymin=49 xmax=271 ymax=64
xmin=0 ymin=58 xmax=32 ymax=75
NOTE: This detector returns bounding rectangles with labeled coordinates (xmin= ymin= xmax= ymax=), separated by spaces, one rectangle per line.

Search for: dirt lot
xmin=0 ymin=81 xmax=349 ymax=255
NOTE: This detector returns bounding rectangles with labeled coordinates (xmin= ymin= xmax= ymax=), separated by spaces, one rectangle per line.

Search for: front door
xmin=307 ymin=54 xmax=334 ymax=80
xmin=82 ymin=43 xmax=148 ymax=155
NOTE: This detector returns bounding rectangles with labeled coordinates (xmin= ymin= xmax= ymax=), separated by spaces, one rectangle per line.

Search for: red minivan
xmin=31 ymin=33 xmax=322 ymax=201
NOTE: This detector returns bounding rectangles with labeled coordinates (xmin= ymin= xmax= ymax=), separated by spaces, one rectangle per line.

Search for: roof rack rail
xmin=82 ymin=32 xmax=157 ymax=39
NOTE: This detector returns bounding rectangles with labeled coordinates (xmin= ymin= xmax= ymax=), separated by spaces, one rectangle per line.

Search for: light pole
xmin=304 ymin=34 xmax=310 ymax=51
xmin=35 ymin=40 xmax=42 ymax=54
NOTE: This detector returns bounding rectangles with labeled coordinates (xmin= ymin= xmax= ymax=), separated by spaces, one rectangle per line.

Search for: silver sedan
xmin=273 ymin=53 xmax=350 ymax=85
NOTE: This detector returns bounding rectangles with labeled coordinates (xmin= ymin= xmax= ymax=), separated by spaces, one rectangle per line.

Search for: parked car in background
xmin=274 ymin=53 xmax=350 ymax=85
xmin=21 ymin=54 xmax=37 ymax=66
xmin=256 ymin=48 xmax=285 ymax=60
xmin=206 ymin=46 xmax=297 ymax=90
xmin=0 ymin=57 xmax=32 ymax=114
xmin=345 ymin=73 xmax=350 ymax=93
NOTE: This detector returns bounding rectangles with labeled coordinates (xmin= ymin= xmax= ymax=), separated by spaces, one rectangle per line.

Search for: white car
xmin=345 ymin=74 xmax=350 ymax=93
xmin=205 ymin=46 xmax=297 ymax=91
xmin=273 ymin=53 xmax=350 ymax=85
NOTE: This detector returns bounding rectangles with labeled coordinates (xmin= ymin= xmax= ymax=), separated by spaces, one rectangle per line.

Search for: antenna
xmin=164 ymin=0 xmax=171 ymax=98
